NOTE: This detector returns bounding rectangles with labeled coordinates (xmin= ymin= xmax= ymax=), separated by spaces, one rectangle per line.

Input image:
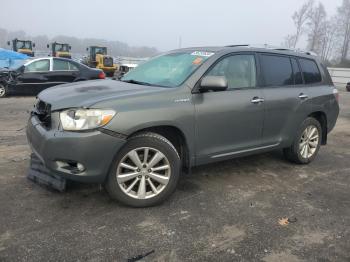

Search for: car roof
xmin=24 ymin=57 xmax=75 ymax=64
xmin=171 ymin=45 xmax=319 ymax=60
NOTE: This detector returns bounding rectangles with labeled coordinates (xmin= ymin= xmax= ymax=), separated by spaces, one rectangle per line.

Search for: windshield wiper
xmin=121 ymin=79 xmax=153 ymax=86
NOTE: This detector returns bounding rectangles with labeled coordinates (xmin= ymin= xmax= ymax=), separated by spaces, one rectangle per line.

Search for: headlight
xmin=59 ymin=109 xmax=116 ymax=131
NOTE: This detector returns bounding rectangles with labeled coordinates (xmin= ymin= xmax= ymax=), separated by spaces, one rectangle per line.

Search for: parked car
xmin=26 ymin=46 xmax=339 ymax=207
xmin=0 ymin=57 xmax=105 ymax=97
xmin=113 ymin=63 xmax=138 ymax=79
xmin=346 ymin=82 xmax=350 ymax=92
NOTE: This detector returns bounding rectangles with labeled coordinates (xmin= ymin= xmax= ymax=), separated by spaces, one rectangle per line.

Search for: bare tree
xmin=319 ymin=18 xmax=337 ymax=61
xmin=282 ymin=34 xmax=297 ymax=48
xmin=306 ymin=2 xmax=327 ymax=53
xmin=337 ymin=0 xmax=350 ymax=62
xmin=292 ymin=0 xmax=314 ymax=48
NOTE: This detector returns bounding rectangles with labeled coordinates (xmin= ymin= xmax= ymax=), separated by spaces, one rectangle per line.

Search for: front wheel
xmin=105 ymin=132 xmax=181 ymax=207
xmin=0 ymin=83 xmax=7 ymax=98
xmin=284 ymin=117 xmax=322 ymax=164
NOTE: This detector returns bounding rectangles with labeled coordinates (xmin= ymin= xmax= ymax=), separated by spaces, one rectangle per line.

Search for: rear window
xmin=53 ymin=59 xmax=79 ymax=71
xmin=260 ymin=55 xmax=293 ymax=86
xmin=299 ymin=58 xmax=322 ymax=84
xmin=53 ymin=59 xmax=70 ymax=70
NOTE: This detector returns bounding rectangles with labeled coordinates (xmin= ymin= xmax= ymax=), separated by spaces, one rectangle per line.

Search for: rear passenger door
xmin=48 ymin=59 xmax=79 ymax=84
xmin=258 ymin=54 xmax=307 ymax=146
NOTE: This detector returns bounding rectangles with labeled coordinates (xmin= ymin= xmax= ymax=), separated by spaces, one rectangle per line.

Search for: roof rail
xmin=254 ymin=44 xmax=318 ymax=56
xmin=225 ymin=44 xmax=317 ymax=56
xmin=272 ymin=47 xmax=318 ymax=56
xmin=225 ymin=44 xmax=249 ymax=47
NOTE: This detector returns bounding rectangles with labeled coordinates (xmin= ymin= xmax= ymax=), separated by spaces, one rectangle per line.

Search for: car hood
xmin=38 ymin=79 xmax=166 ymax=110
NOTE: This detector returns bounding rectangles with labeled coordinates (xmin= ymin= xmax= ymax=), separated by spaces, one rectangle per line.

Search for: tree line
xmin=0 ymin=28 xmax=159 ymax=58
xmin=283 ymin=0 xmax=350 ymax=67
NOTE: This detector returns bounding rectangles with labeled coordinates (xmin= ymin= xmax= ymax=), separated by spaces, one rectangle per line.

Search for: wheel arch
xmin=308 ymin=111 xmax=327 ymax=145
xmin=127 ymin=125 xmax=191 ymax=172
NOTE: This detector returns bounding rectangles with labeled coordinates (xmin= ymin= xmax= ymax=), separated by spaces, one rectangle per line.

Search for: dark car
xmin=26 ymin=46 xmax=339 ymax=207
xmin=0 ymin=57 xmax=105 ymax=97
xmin=346 ymin=82 xmax=350 ymax=92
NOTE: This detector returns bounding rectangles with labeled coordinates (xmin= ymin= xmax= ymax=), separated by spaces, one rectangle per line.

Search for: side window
xmin=260 ymin=54 xmax=293 ymax=86
xmin=53 ymin=59 xmax=70 ymax=71
xmin=291 ymin=58 xmax=303 ymax=85
xmin=68 ymin=62 xmax=78 ymax=71
xmin=25 ymin=59 xmax=50 ymax=72
xmin=206 ymin=54 xmax=256 ymax=89
xmin=299 ymin=58 xmax=322 ymax=84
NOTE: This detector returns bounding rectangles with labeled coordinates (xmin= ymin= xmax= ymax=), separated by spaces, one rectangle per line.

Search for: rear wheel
xmin=105 ymin=132 xmax=181 ymax=207
xmin=284 ymin=117 xmax=322 ymax=164
xmin=0 ymin=83 xmax=7 ymax=98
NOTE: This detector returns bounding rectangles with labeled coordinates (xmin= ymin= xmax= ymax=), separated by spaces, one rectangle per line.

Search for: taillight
xmin=333 ymin=88 xmax=339 ymax=102
xmin=98 ymin=71 xmax=105 ymax=79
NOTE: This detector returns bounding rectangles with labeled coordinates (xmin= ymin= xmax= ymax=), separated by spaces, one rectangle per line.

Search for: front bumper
xmin=26 ymin=115 xmax=126 ymax=183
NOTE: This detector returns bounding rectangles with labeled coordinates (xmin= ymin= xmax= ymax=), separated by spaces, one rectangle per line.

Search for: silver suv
xmin=26 ymin=46 xmax=339 ymax=207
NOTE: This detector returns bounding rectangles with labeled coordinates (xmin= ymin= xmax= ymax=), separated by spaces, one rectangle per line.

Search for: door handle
xmin=298 ymin=93 xmax=308 ymax=99
xmin=251 ymin=97 xmax=264 ymax=104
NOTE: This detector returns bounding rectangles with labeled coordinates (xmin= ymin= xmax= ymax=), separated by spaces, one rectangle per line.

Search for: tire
xmin=0 ymin=83 xmax=7 ymax=98
xmin=105 ymin=132 xmax=181 ymax=207
xmin=284 ymin=117 xmax=322 ymax=164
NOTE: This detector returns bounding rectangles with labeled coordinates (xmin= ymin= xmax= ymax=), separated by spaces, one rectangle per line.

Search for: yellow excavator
xmin=7 ymin=38 xmax=35 ymax=57
xmin=47 ymin=42 xmax=72 ymax=58
xmin=83 ymin=46 xmax=117 ymax=77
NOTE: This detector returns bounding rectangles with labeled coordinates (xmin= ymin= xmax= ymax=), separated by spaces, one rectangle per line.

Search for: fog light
xmin=56 ymin=160 xmax=85 ymax=173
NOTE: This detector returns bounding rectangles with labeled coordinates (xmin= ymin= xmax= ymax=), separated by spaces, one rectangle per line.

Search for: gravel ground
xmin=0 ymin=92 xmax=349 ymax=262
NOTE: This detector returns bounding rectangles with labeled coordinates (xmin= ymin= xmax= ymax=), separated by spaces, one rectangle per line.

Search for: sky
xmin=0 ymin=0 xmax=343 ymax=51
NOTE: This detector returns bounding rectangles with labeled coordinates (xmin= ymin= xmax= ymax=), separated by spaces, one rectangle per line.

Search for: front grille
xmin=103 ymin=57 xmax=113 ymax=67
xmin=34 ymin=100 xmax=51 ymax=128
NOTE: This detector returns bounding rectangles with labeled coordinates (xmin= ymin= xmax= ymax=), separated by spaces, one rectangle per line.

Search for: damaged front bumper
xmin=26 ymin=114 xmax=126 ymax=184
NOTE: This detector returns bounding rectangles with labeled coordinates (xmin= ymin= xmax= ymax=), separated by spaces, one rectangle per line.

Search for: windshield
xmin=16 ymin=41 xmax=32 ymax=49
xmin=121 ymin=51 xmax=214 ymax=87
xmin=54 ymin=44 xmax=69 ymax=52
xmin=94 ymin=47 xmax=107 ymax=55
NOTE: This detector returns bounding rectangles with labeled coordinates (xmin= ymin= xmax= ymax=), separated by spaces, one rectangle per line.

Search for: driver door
xmin=193 ymin=53 xmax=265 ymax=165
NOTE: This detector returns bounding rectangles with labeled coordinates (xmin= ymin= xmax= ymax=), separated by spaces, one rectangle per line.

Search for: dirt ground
xmin=0 ymin=92 xmax=349 ymax=262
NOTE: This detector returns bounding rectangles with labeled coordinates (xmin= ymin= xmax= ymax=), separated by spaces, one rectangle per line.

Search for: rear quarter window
xmin=260 ymin=54 xmax=293 ymax=86
xmin=291 ymin=58 xmax=303 ymax=85
xmin=299 ymin=58 xmax=322 ymax=84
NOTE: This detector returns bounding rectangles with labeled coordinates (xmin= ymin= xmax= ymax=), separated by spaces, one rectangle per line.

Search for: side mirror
xmin=7 ymin=41 xmax=10 ymax=46
xmin=33 ymin=43 xmax=36 ymax=48
xmin=200 ymin=76 xmax=228 ymax=92
xmin=47 ymin=44 xmax=50 ymax=48
xmin=69 ymin=46 xmax=72 ymax=50
xmin=86 ymin=47 xmax=89 ymax=51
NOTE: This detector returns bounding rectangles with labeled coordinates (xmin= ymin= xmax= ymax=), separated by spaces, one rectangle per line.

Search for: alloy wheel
xmin=0 ymin=85 xmax=5 ymax=97
xmin=299 ymin=125 xmax=319 ymax=159
xmin=116 ymin=147 xmax=171 ymax=199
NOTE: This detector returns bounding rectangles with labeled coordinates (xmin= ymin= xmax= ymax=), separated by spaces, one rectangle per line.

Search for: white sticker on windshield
xmin=191 ymin=51 xmax=214 ymax=57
